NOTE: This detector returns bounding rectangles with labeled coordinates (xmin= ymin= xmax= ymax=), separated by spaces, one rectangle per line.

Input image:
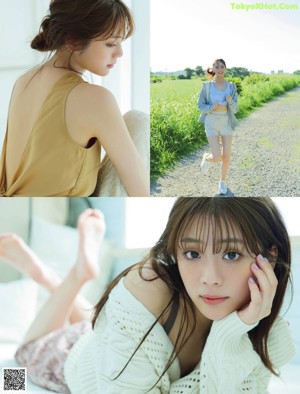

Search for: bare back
xmin=5 ymin=66 xmax=86 ymax=188
xmin=3 ymin=61 xmax=149 ymax=197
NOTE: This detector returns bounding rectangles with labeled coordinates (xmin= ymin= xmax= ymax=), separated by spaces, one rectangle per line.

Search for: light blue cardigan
xmin=198 ymin=81 xmax=239 ymax=129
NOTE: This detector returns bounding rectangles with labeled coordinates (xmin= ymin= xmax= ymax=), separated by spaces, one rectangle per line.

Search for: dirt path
xmin=151 ymin=86 xmax=300 ymax=197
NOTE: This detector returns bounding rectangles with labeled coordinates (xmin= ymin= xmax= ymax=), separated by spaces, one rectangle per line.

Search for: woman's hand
xmin=237 ymin=254 xmax=278 ymax=325
xmin=226 ymin=95 xmax=233 ymax=104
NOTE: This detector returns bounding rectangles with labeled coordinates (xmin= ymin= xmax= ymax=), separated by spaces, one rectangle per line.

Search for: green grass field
xmin=150 ymin=75 xmax=300 ymax=179
xmin=151 ymin=79 xmax=202 ymax=100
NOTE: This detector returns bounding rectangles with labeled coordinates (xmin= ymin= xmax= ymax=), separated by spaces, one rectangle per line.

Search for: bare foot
xmin=0 ymin=233 xmax=60 ymax=290
xmin=75 ymin=209 xmax=106 ymax=283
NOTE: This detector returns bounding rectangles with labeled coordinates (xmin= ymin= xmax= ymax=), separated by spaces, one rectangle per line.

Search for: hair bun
xmin=31 ymin=17 xmax=51 ymax=52
xmin=31 ymin=32 xmax=48 ymax=51
xmin=206 ymin=68 xmax=215 ymax=79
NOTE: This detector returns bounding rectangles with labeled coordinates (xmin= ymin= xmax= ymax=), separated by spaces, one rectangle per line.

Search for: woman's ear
xmin=64 ymin=38 xmax=81 ymax=53
xmin=64 ymin=38 xmax=73 ymax=52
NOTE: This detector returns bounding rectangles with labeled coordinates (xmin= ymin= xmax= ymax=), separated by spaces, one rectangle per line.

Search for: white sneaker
xmin=219 ymin=180 xmax=227 ymax=195
xmin=200 ymin=153 xmax=211 ymax=175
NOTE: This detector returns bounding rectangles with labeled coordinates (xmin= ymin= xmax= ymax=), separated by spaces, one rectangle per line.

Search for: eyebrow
xmin=181 ymin=237 xmax=244 ymax=244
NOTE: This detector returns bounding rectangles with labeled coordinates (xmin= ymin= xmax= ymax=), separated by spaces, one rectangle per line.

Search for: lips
xmin=107 ymin=64 xmax=115 ymax=69
xmin=200 ymin=295 xmax=229 ymax=305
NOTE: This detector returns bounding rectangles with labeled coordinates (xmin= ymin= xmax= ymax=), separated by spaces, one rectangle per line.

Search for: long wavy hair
xmin=92 ymin=197 xmax=292 ymax=382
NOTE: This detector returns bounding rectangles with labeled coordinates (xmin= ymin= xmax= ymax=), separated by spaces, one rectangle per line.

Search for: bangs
xmin=177 ymin=214 xmax=258 ymax=256
xmin=96 ymin=2 xmax=134 ymax=40
xmin=213 ymin=58 xmax=226 ymax=67
xmin=170 ymin=199 xmax=268 ymax=258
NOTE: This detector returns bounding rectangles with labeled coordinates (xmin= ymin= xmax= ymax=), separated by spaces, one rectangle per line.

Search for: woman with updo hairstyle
xmin=0 ymin=0 xmax=149 ymax=197
xmin=198 ymin=59 xmax=238 ymax=195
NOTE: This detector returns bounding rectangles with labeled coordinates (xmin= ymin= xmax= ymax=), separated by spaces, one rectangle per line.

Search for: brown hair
xmin=31 ymin=0 xmax=134 ymax=55
xmin=92 ymin=197 xmax=292 ymax=384
xmin=207 ymin=58 xmax=227 ymax=78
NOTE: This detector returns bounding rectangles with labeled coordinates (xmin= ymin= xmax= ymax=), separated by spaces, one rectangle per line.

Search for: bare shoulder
xmin=68 ymin=83 xmax=122 ymax=136
xmin=123 ymin=260 xmax=172 ymax=319
xmin=75 ymin=83 xmax=118 ymax=111
xmin=11 ymin=68 xmax=39 ymax=94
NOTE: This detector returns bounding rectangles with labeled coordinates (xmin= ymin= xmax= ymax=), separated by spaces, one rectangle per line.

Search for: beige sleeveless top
xmin=0 ymin=73 xmax=101 ymax=197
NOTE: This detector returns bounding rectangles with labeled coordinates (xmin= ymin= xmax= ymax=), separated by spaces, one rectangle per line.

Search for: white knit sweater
xmin=64 ymin=278 xmax=296 ymax=394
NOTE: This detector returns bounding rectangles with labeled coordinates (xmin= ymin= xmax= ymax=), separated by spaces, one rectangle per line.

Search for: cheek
xmin=83 ymin=45 xmax=103 ymax=60
xmin=230 ymin=266 xmax=252 ymax=306
xmin=177 ymin=262 xmax=198 ymax=292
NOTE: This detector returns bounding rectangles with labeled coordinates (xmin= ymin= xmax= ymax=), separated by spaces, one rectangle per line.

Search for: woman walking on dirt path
xmin=198 ymin=59 xmax=238 ymax=195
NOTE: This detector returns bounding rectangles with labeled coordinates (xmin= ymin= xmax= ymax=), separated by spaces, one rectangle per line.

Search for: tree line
xmin=151 ymin=67 xmax=300 ymax=82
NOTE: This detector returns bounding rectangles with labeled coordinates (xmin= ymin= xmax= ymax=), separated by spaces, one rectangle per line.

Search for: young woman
xmin=0 ymin=0 xmax=149 ymax=197
xmin=198 ymin=59 xmax=239 ymax=195
xmin=0 ymin=199 xmax=296 ymax=393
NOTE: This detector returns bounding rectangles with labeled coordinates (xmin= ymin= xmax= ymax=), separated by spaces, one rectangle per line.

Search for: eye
xmin=184 ymin=251 xmax=200 ymax=260
xmin=223 ymin=251 xmax=241 ymax=261
xmin=106 ymin=43 xmax=116 ymax=47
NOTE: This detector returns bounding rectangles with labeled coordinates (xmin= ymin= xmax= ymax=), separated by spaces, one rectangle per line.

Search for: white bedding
xmin=0 ymin=343 xmax=54 ymax=393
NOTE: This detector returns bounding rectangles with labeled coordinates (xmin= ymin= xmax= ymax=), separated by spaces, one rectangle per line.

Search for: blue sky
xmin=150 ymin=0 xmax=300 ymax=73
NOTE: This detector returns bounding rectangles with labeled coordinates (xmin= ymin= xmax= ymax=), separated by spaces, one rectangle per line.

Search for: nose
xmin=200 ymin=259 xmax=223 ymax=285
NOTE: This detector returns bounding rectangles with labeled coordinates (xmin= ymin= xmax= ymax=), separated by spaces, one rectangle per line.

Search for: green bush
xmin=151 ymin=76 xmax=163 ymax=83
xmin=226 ymin=77 xmax=243 ymax=95
xmin=244 ymin=73 xmax=270 ymax=85
xmin=151 ymin=95 xmax=206 ymax=178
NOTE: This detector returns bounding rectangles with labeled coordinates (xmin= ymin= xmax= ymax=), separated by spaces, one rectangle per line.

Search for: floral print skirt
xmin=15 ymin=321 xmax=92 ymax=393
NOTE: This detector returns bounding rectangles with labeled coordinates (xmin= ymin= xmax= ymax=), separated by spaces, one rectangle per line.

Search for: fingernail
xmin=258 ymin=254 xmax=269 ymax=263
xmin=249 ymin=277 xmax=255 ymax=284
xmin=252 ymin=263 xmax=259 ymax=270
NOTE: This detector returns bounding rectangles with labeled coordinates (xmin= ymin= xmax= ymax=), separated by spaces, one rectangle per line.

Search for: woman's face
xmin=72 ymin=35 xmax=124 ymax=76
xmin=177 ymin=218 xmax=256 ymax=321
xmin=212 ymin=61 xmax=226 ymax=78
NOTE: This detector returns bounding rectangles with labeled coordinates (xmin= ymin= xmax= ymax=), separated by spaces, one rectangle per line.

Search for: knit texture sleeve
xmin=195 ymin=312 xmax=295 ymax=394
xmin=64 ymin=279 xmax=180 ymax=394
xmin=267 ymin=316 xmax=296 ymax=368
xmin=198 ymin=311 xmax=261 ymax=394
